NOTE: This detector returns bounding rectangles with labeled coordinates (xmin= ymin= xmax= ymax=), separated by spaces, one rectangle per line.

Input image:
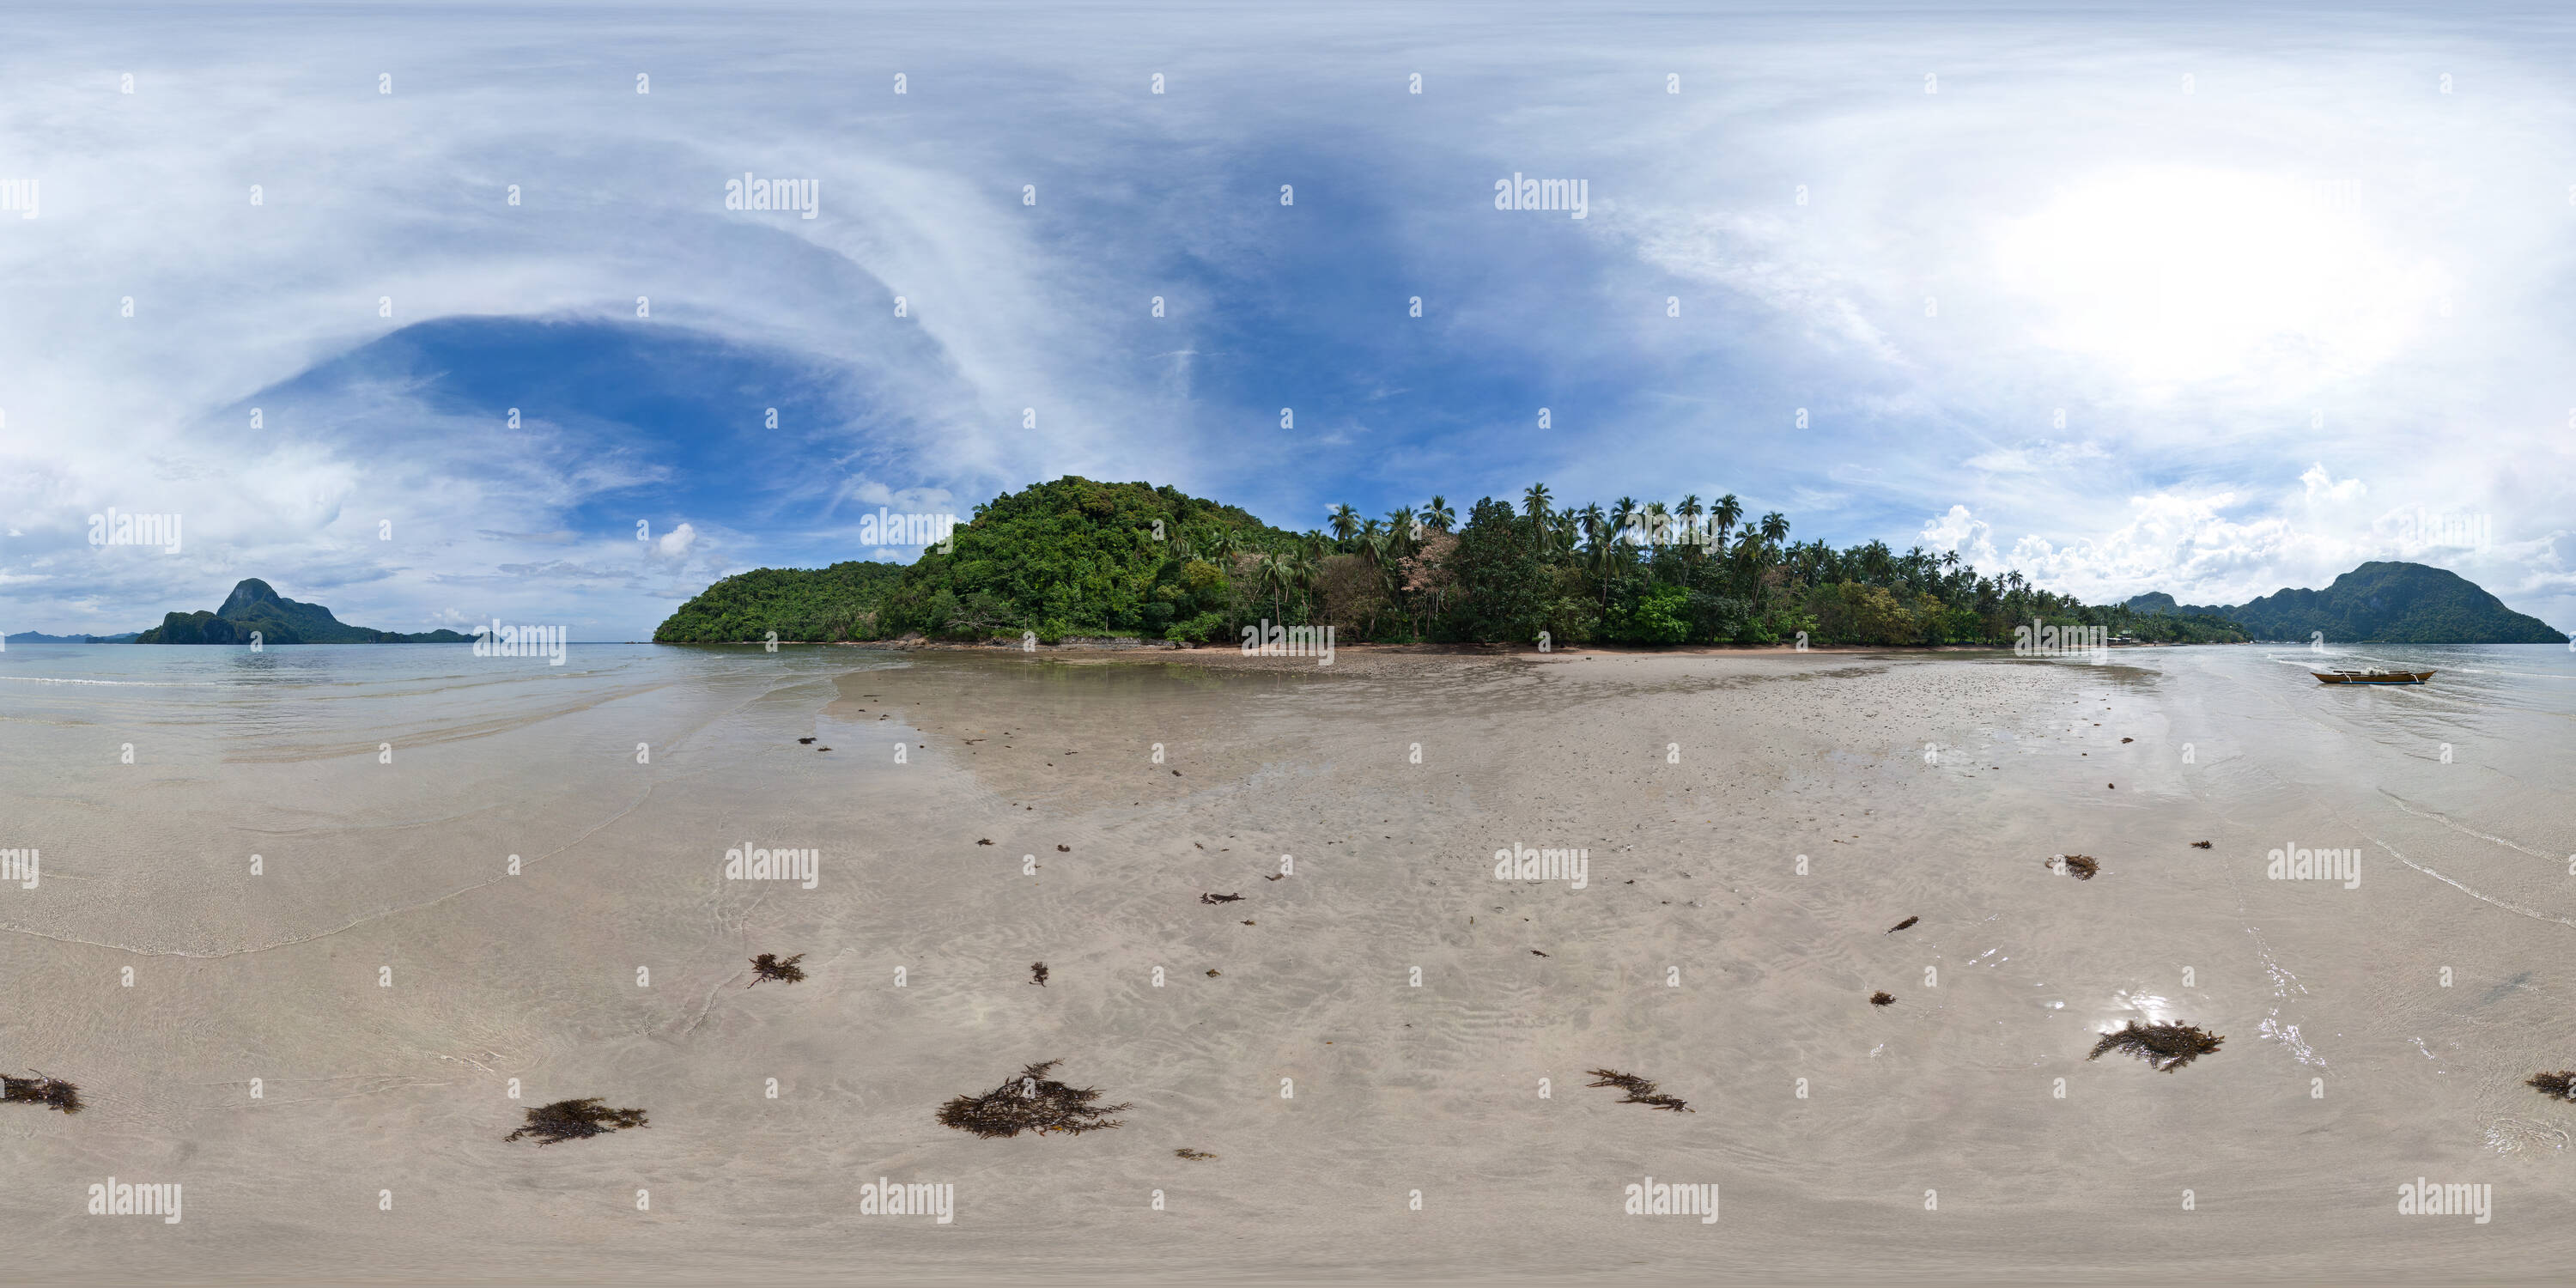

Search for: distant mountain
xmin=133 ymin=579 xmax=473 ymax=645
xmin=3 ymin=630 xmax=125 ymax=643
xmin=2126 ymin=562 xmax=2567 ymax=643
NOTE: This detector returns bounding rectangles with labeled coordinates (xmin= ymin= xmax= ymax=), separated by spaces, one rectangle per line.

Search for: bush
xmin=1610 ymin=584 xmax=1692 ymax=644
xmin=1167 ymin=611 xmax=1227 ymax=644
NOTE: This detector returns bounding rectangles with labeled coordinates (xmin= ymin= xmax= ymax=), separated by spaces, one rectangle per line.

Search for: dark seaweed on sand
xmin=2 ymin=1072 xmax=82 ymax=1114
xmin=2087 ymin=1021 xmax=2224 ymax=1072
xmin=748 ymin=952 xmax=805 ymax=986
xmin=1869 ymin=992 xmax=1895 ymax=1006
xmin=2526 ymin=1071 xmax=2576 ymax=1102
xmin=1175 ymin=1148 xmax=1218 ymax=1161
xmin=2055 ymin=854 xmax=2099 ymax=879
xmin=1200 ymin=892 xmax=1243 ymax=904
xmin=1030 ymin=961 xmax=1049 ymax=987
xmin=1886 ymin=916 xmax=1918 ymax=933
xmin=936 ymin=1060 xmax=1132 ymax=1139
xmin=506 ymin=1097 xmax=649 ymax=1145
xmin=1585 ymin=1068 xmax=1692 ymax=1113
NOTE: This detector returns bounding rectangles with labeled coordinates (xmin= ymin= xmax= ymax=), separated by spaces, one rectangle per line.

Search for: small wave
xmin=2365 ymin=832 xmax=2576 ymax=932
xmin=2381 ymin=793 xmax=2555 ymax=860
xmin=0 ymin=674 xmax=227 ymax=687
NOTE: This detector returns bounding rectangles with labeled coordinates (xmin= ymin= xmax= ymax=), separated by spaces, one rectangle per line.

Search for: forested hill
xmin=652 ymin=561 xmax=908 ymax=642
xmin=2127 ymin=562 xmax=2565 ymax=643
xmin=653 ymin=475 xmax=2255 ymax=647
xmin=653 ymin=478 xmax=1286 ymax=643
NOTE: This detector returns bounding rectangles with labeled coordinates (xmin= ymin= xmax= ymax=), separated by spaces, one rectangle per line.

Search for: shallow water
xmin=2 ymin=641 xmax=2571 ymax=1282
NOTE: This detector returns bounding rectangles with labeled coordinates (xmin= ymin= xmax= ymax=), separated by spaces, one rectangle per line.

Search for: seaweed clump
xmin=1030 ymin=961 xmax=1049 ymax=987
xmin=2054 ymin=854 xmax=2099 ymax=879
xmin=1869 ymin=992 xmax=1895 ymax=1006
xmin=749 ymin=952 xmax=805 ymax=986
xmin=1585 ymin=1068 xmax=1692 ymax=1113
xmin=2 ymin=1072 xmax=82 ymax=1114
xmin=1175 ymin=1148 xmax=1218 ymax=1161
xmin=506 ymin=1097 xmax=649 ymax=1145
xmin=2087 ymin=1021 xmax=2224 ymax=1072
xmin=936 ymin=1060 xmax=1132 ymax=1139
xmin=2526 ymin=1071 xmax=2576 ymax=1102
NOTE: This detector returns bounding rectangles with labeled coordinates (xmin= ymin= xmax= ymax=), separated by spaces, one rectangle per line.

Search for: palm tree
xmin=1587 ymin=522 xmax=1622 ymax=611
xmin=1424 ymin=495 xmax=1455 ymax=532
xmin=1611 ymin=496 xmax=1638 ymax=547
xmin=1711 ymin=493 xmax=1743 ymax=552
xmin=1289 ymin=544 xmax=1323 ymax=615
xmin=1384 ymin=506 xmax=1417 ymax=548
xmin=1551 ymin=506 xmax=1580 ymax=558
xmin=1759 ymin=511 xmax=1789 ymax=546
xmin=1522 ymin=483 xmax=1552 ymax=520
xmin=1678 ymin=494 xmax=1704 ymax=558
xmin=1257 ymin=550 xmax=1291 ymax=623
xmin=1328 ymin=504 xmax=1360 ymax=545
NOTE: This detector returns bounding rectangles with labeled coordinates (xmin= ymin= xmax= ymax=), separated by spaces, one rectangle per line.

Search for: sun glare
xmin=1997 ymin=167 xmax=2436 ymax=390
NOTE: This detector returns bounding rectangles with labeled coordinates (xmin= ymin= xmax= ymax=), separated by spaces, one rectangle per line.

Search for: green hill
xmin=2126 ymin=562 xmax=2565 ymax=643
xmin=135 ymin=579 xmax=472 ymax=644
xmin=653 ymin=477 xmax=1288 ymax=643
xmin=651 ymin=561 xmax=908 ymax=642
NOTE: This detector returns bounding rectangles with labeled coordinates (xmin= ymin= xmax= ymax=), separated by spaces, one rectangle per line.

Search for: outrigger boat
xmin=2312 ymin=668 xmax=2435 ymax=685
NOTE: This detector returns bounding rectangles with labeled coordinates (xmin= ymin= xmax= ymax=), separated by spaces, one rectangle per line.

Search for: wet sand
xmin=3 ymin=642 xmax=2573 ymax=1282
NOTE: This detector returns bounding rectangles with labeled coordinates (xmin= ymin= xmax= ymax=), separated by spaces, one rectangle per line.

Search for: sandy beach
xmin=3 ymin=641 xmax=2573 ymax=1282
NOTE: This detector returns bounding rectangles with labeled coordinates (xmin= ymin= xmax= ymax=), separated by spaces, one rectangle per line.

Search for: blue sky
xmin=4 ymin=1 xmax=2574 ymax=639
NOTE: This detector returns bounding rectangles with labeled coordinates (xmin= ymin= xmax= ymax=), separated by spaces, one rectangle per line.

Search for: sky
xmin=3 ymin=1 xmax=2573 ymax=640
